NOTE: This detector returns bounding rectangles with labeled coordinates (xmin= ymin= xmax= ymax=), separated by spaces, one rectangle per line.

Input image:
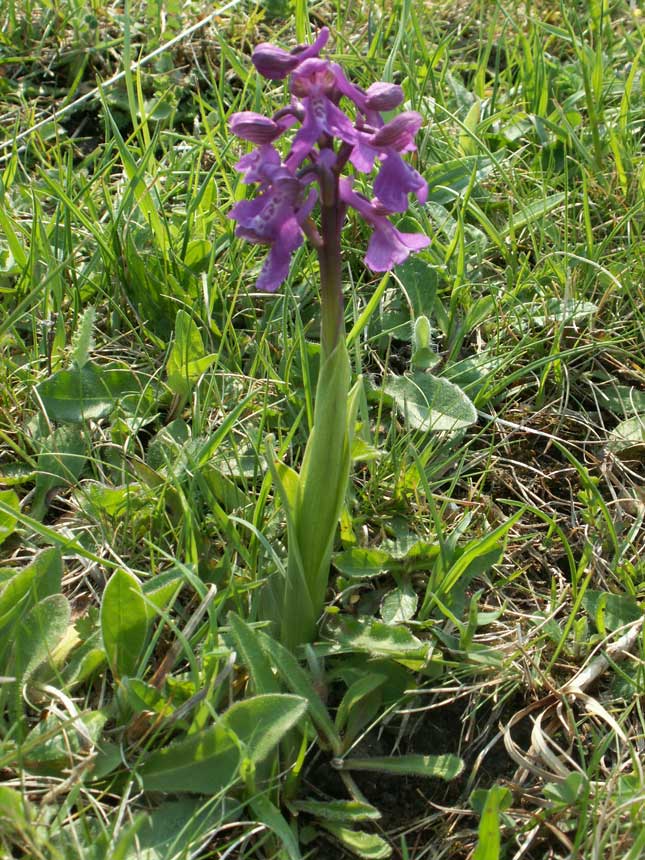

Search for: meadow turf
xmin=0 ymin=0 xmax=644 ymax=857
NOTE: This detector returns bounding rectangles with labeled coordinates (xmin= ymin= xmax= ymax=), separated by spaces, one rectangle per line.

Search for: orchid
xmin=228 ymin=26 xmax=429 ymax=297
xmin=228 ymin=28 xmax=430 ymax=649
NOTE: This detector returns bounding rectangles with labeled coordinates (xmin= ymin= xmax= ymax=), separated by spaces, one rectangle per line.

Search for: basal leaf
xmin=250 ymin=796 xmax=302 ymax=860
xmin=340 ymin=753 xmax=464 ymax=780
xmin=380 ymin=583 xmax=418 ymax=625
xmin=220 ymin=694 xmax=307 ymax=764
xmin=31 ymin=425 xmax=87 ymax=519
xmin=472 ymin=785 xmax=512 ymax=860
xmin=291 ymin=798 xmax=381 ymax=822
xmin=13 ymin=594 xmax=71 ymax=689
xmin=257 ymin=630 xmax=342 ymax=754
xmin=166 ymin=309 xmax=217 ymax=399
xmin=35 ymin=362 xmax=151 ymax=423
xmin=228 ymin=613 xmax=280 ymax=695
xmin=140 ymin=695 xmax=306 ymax=793
xmin=333 ymin=617 xmax=428 ymax=658
xmin=139 ymin=723 xmax=240 ymax=794
xmin=318 ymin=822 xmax=391 ymax=859
xmin=0 ymin=489 xmax=19 ymax=545
xmin=333 ymin=548 xmax=392 ymax=578
xmin=0 ymin=548 xmax=62 ymax=632
xmin=384 ymin=372 xmax=477 ymax=433
xmin=100 ymin=569 xmax=148 ymax=679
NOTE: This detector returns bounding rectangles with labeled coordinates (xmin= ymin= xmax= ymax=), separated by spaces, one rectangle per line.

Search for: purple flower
xmin=234 ymin=144 xmax=283 ymax=184
xmin=371 ymin=111 xmax=423 ymax=150
xmin=374 ymin=153 xmax=428 ymax=213
xmin=252 ymin=27 xmax=330 ymax=80
xmin=339 ymin=179 xmax=429 ymax=271
xmin=364 ymin=82 xmax=404 ymax=112
xmin=229 ymin=111 xmax=295 ymax=144
xmin=229 ymin=168 xmax=316 ymax=292
xmin=229 ymin=29 xmax=430 ymax=293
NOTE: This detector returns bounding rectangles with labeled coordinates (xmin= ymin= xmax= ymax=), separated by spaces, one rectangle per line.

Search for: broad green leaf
xmin=122 ymin=798 xmax=230 ymax=860
xmin=0 ymin=489 xmax=19 ymax=545
xmin=0 ymin=548 xmax=62 ymax=631
xmin=13 ymin=594 xmax=71 ymax=690
xmin=318 ymin=822 xmax=391 ymax=859
xmin=459 ymin=98 xmax=481 ymax=155
xmin=257 ymin=630 xmax=342 ymax=754
xmin=100 ymin=569 xmax=148 ymax=678
xmin=531 ymin=298 xmax=598 ymax=327
xmin=250 ymin=795 xmax=302 ymax=860
xmin=220 ymin=694 xmax=307 ymax=764
xmin=183 ymin=239 xmax=213 ymax=273
xmin=608 ymin=415 xmax=645 ymax=453
xmin=425 ymin=156 xmax=495 ymax=204
xmin=335 ymin=674 xmax=387 ymax=733
xmin=542 ymin=772 xmax=586 ymax=805
xmin=31 ymin=426 xmax=86 ymax=519
xmin=384 ymin=372 xmax=477 ymax=433
xmin=140 ymin=722 xmax=240 ymax=793
xmin=140 ymin=694 xmax=306 ymax=793
xmin=340 ymin=753 xmax=464 ymax=780
xmin=0 ymin=786 xmax=30 ymax=832
xmin=582 ymin=590 xmax=642 ymax=634
xmin=333 ymin=617 xmax=428 ymax=659
xmin=141 ymin=569 xmax=184 ymax=622
xmin=228 ymin=613 xmax=279 ymax=695
xmin=23 ymin=710 xmax=106 ymax=775
xmin=166 ymin=309 xmax=218 ymax=399
xmin=291 ymin=799 xmax=381 ymax=822
xmin=70 ymin=306 xmax=96 ymax=369
xmin=380 ymin=583 xmax=418 ymax=625
xmin=394 ymin=257 xmax=438 ymax=319
xmin=588 ymin=381 xmax=645 ymax=418
xmin=35 ymin=362 xmax=151 ymax=423
xmin=333 ymin=548 xmax=392 ymax=578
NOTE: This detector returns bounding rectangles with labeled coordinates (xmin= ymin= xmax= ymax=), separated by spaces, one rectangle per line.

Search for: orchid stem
xmin=317 ymin=173 xmax=344 ymax=359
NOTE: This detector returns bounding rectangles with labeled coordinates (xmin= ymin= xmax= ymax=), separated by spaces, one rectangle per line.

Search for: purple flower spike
xmin=252 ymin=27 xmax=330 ymax=80
xmin=372 ymin=111 xmax=423 ymax=150
xmin=230 ymin=28 xmax=429 ymax=294
xmin=364 ymin=82 xmax=404 ymax=112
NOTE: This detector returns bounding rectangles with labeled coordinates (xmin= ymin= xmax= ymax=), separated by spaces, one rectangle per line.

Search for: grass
xmin=0 ymin=0 xmax=644 ymax=857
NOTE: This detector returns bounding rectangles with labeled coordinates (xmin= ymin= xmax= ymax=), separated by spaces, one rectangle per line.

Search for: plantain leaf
xmin=384 ymin=372 xmax=477 ymax=433
xmin=340 ymin=753 xmax=464 ymax=780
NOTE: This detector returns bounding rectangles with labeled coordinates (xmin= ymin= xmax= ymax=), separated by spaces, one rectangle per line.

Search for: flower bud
xmin=252 ymin=27 xmax=330 ymax=80
xmin=372 ymin=111 xmax=422 ymax=149
xmin=229 ymin=111 xmax=284 ymax=144
xmin=364 ymin=82 xmax=404 ymax=111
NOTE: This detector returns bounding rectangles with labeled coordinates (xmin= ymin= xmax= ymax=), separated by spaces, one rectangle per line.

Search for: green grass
xmin=1 ymin=0 xmax=644 ymax=858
